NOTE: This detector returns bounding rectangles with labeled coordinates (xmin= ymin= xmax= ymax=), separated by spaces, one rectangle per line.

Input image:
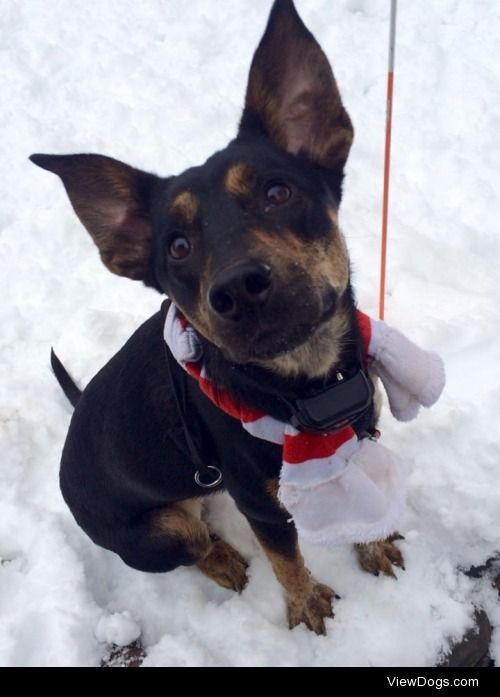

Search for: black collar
xmin=232 ymin=362 xmax=374 ymax=434
xmin=282 ymin=369 xmax=373 ymax=433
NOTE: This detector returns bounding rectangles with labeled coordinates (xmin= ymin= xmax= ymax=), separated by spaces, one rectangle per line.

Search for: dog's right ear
xmin=30 ymin=153 xmax=160 ymax=287
xmin=240 ymin=0 xmax=353 ymax=174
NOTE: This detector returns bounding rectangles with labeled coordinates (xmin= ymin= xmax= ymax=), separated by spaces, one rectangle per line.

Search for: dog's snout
xmin=208 ymin=261 xmax=272 ymax=320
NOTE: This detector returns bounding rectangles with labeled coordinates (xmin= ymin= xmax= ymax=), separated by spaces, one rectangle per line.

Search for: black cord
xmin=164 ymin=342 xmax=222 ymax=486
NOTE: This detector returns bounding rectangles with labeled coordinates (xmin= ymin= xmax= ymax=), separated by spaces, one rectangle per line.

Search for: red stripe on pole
xmin=379 ymin=69 xmax=394 ymax=321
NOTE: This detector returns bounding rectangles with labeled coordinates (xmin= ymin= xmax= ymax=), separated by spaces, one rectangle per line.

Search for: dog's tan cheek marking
xmin=249 ymin=223 xmax=348 ymax=294
xmin=171 ymin=299 xmax=219 ymax=349
xmin=191 ymin=306 xmax=216 ymax=344
xmin=168 ymin=252 xmax=223 ymax=348
xmin=224 ymin=163 xmax=255 ymax=197
xmin=174 ymin=290 xmax=225 ymax=351
xmin=169 ymin=191 xmax=199 ymax=225
xmin=193 ymin=257 xmax=223 ymax=347
xmin=150 ymin=499 xmax=211 ymax=560
xmin=258 ymin=307 xmax=350 ymax=380
xmin=315 ymin=207 xmax=349 ymax=294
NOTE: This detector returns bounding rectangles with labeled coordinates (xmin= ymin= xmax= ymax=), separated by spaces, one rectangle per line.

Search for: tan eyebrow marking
xmin=224 ymin=163 xmax=255 ymax=196
xmin=169 ymin=191 xmax=199 ymax=224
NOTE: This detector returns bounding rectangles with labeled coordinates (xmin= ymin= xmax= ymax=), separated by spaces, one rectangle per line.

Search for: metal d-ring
xmin=194 ymin=465 xmax=223 ymax=489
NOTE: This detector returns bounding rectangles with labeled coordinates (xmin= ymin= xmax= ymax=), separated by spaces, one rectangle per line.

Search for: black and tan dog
xmin=31 ymin=0 xmax=403 ymax=635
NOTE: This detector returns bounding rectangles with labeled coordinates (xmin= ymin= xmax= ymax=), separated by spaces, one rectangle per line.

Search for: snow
xmin=95 ymin=611 xmax=141 ymax=647
xmin=1 ymin=0 xmax=499 ymax=667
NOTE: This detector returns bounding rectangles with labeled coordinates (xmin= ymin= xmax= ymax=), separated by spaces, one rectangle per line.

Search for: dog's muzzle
xmin=207 ymin=260 xmax=272 ymax=321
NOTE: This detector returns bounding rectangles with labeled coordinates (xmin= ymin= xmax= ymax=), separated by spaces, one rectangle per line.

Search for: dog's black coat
xmin=59 ymin=297 xmax=373 ymax=573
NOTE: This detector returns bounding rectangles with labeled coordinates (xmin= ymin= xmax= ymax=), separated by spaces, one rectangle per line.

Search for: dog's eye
xmin=265 ymin=182 xmax=291 ymax=206
xmin=168 ymin=236 xmax=191 ymax=260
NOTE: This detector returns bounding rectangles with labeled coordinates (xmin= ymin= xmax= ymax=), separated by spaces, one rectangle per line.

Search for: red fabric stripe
xmin=197 ymin=374 xmax=266 ymax=422
xmin=185 ymin=361 xmax=202 ymax=379
xmin=238 ymin=404 xmax=267 ymax=423
xmin=283 ymin=426 xmax=355 ymax=464
xmin=356 ymin=310 xmax=372 ymax=363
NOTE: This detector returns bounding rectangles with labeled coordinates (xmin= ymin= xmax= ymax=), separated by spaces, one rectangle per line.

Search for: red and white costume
xmin=164 ymin=305 xmax=445 ymax=547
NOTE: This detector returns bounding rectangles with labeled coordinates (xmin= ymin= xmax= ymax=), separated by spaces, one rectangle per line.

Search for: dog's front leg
xmin=247 ymin=516 xmax=337 ymax=635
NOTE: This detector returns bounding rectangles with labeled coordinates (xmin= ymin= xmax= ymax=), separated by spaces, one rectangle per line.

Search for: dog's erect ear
xmin=240 ymin=0 xmax=353 ymax=171
xmin=30 ymin=153 xmax=160 ymax=285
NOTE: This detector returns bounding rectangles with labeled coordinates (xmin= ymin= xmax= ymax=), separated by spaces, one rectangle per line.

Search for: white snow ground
xmin=1 ymin=0 xmax=499 ymax=667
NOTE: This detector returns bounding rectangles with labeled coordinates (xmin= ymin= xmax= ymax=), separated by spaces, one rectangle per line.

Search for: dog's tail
xmin=50 ymin=349 xmax=82 ymax=407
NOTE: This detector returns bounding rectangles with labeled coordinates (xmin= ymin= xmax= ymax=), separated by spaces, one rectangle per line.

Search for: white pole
xmin=379 ymin=0 xmax=397 ymax=320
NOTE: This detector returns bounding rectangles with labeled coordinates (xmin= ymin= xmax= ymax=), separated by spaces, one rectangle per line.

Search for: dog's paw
xmin=355 ymin=533 xmax=405 ymax=578
xmin=287 ymin=581 xmax=336 ymax=635
xmin=197 ymin=536 xmax=249 ymax=592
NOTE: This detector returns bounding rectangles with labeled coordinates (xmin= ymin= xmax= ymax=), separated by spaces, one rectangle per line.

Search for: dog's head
xmin=31 ymin=0 xmax=354 ymax=378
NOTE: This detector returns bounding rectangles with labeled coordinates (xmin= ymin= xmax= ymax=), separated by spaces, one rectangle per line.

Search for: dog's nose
xmin=208 ymin=261 xmax=272 ymax=319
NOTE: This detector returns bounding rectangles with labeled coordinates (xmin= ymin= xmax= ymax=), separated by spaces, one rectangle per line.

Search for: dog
xmin=30 ymin=0 xmax=404 ymax=635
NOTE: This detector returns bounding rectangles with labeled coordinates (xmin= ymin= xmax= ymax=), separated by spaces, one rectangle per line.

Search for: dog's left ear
xmin=30 ymin=153 xmax=161 ymax=288
xmin=240 ymin=0 xmax=353 ymax=172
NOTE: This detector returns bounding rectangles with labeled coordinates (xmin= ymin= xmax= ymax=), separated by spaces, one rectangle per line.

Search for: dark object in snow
xmin=464 ymin=555 xmax=499 ymax=579
xmin=439 ymin=610 xmax=493 ymax=668
xmin=454 ymin=556 xmax=500 ymax=667
xmin=101 ymin=640 xmax=145 ymax=668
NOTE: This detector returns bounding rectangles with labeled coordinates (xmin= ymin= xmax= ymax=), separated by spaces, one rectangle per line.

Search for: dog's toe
xmin=383 ymin=540 xmax=405 ymax=569
xmin=287 ymin=580 xmax=336 ymax=635
xmin=355 ymin=534 xmax=406 ymax=578
xmin=197 ymin=536 xmax=249 ymax=592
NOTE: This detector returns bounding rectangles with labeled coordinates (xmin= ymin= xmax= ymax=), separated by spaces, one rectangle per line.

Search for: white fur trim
xmin=279 ymin=439 xmax=405 ymax=547
xmin=164 ymin=303 xmax=202 ymax=363
xmin=243 ymin=415 xmax=285 ymax=445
